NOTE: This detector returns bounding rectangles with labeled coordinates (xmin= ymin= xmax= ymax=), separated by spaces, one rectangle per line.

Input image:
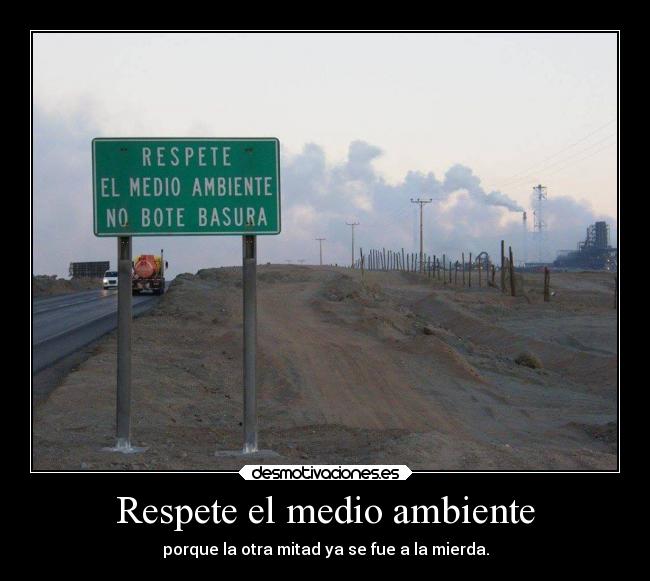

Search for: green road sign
xmin=92 ymin=138 xmax=281 ymax=236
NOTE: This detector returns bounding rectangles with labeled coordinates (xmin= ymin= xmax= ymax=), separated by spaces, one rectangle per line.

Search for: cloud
xmin=344 ymin=140 xmax=383 ymax=182
xmin=33 ymin=103 xmax=115 ymax=276
xmin=443 ymin=164 xmax=524 ymax=211
xmin=32 ymin=105 xmax=615 ymax=276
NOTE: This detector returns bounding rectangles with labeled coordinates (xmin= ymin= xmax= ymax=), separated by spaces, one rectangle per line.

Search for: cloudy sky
xmin=33 ymin=32 xmax=617 ymax=277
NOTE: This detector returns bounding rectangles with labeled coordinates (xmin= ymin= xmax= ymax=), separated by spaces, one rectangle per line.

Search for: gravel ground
xmin=32 ymin=265 xmax=618 ymax=471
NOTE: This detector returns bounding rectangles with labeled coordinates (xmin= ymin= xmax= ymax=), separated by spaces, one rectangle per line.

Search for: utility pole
xmin=533 ymin=184 xmax=547 ymax=263
xmin=411 ymin=198 xmax=432 ymax=271
xmin=315 ymin=238 xmax=326 ymax=266
xmin=345 ymin=221 xmax=360 ymax=268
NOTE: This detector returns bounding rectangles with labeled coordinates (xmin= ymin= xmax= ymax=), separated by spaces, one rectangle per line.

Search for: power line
xmin=500 ymin=140 xmax=616 ymax=196
xmin=498 ymin=134 xmax=616 ymax=190
xmin=527 ymin=141 xmax=616 ymax=182
xmin=492 ymin=119 xmax=615 ymax=190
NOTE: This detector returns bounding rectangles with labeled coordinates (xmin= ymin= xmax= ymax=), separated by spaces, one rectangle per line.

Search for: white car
xmin=103 ymin=270 xmax=118 ymax=289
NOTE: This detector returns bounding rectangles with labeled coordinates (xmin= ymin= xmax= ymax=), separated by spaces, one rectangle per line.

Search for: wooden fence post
xmin=468 ymin=252 xmax=472 ymax=288
xmin=509 ymin=246 xmax=516 ymax=297
xmin=500 ymin=240 xmax=506 ymax=293
xmin=543 ymin=267 xmax=550 ymax=302
xmin=462 ymin=252 xmax=466 ymax=287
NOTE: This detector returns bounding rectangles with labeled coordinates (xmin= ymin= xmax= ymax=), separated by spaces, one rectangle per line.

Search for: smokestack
xmin=522 ymin=211 xmax=528 ymax=266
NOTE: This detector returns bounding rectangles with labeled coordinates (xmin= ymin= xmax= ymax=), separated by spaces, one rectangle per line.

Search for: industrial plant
xmin=554 ymin=221 xmax=617 ymax=270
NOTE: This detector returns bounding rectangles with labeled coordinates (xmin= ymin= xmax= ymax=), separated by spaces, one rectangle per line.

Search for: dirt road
xmin=32 ymin=265 xmax=617 ymax=470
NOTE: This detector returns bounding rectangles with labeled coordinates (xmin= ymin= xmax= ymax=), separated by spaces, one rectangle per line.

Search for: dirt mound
xmin=398 ymin=271 xmax=430 ymax=285
xmin=410 ymin=292 xmax=616 ymax=394
xmin=258 ymin=265 xmax=313 ymax=284
xmin=519 ymin=270 xmax=616 ymax=309
xmin=322 ymin=273 xmax=385 ymax=304
xmin=33 ymin=275 xmax=102 ymax=297
xmin=153 ymin=270 xmax=235 ymax=321
xmin=195 ymin=267 xmax=241 ymax=285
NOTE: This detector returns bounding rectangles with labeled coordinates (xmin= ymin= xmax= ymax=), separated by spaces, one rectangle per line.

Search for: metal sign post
xmin=215 ymin=233 xmax=276 ymax=459
xmin=116 ymin=235 xmax=132 ymax=446
xmin=242 ymin=235 xmax=258 ymax=453
xmin=103 ymin=236 xmax=146 ymax=453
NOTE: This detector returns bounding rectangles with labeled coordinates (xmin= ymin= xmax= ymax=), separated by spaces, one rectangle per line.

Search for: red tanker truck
xmin=132 ymin=250 xmax=168 ymax=295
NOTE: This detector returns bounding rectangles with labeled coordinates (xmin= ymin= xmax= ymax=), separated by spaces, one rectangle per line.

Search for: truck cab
xmin=132 ymin=251 xmax=167 ymax=296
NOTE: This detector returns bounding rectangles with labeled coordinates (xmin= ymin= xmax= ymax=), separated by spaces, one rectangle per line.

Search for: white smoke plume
xmin=33 ymin=106 xmax=615 ymax=277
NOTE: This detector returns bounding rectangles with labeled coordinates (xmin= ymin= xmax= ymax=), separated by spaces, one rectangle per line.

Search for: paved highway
xmin=32 ymin=289 xmax=160 ymax=373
